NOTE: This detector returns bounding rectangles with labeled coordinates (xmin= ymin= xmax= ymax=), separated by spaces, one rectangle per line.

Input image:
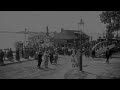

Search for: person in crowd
xmin=44 ymin=51 xmax=49 ymax=69
xmin=7 ymin=49 xmax=10 ymax=60
xmin=49 ymin=51 xmax=54 ymax=64
xmin=85 ymin=48 xmax=90 ymax=58
xmin=60 ymin=47 xmax=63 ymax=55
xmin=8 ymin=48 xmax=14 ymax=62
xmin=3 ymin=49 xmax=6 ymax=60
xmin=105 ymin=47 xmax=111 ymax=63
xmin=33 ymin=49 xmax=36 ymax=58
xmin=30 ymin=48 xmax=34 ymax=58
xmin=91 ymin=50 xmax=96 ymax=59
xmin=66 ymin=47 xmax=69 ymax=55
xmin=6 ymin=49 xmax=9 ymax=59
xmin=21 ymin=48 xmax=24 ymax=58
xmin=25 ymin=48 xmax=29 ymax=59
xmin=37 ymin=51 xmax=43 ymax=69
xmin=54 ymin=52 xmax=58 ymax=64
xmin=71 ymin=50 xmax=78 ymax=68
xmin=68 ymin=47 xmax=71 ymax=56
xmin=64 ymin=47 xmax=67 ymax=55
xmin=35 ymin=50 xmax=38 ymax=60
xmin=16 ymin=48 xmax=20 ymax=61
xmin=0 ymin=49 xmax=5 ymax=66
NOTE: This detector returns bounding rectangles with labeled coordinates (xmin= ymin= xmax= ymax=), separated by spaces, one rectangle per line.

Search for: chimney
xmin=46 ymin=26 xmax=49 ymax=36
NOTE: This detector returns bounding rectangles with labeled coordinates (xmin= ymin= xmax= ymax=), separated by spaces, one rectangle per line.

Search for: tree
xmin=106 ymin=31 xmax=114 ymax=39
xmin=100 ymin=11 xmax=120 ymax=39
xmin=100 ymin=11 xmax=120 ymax=32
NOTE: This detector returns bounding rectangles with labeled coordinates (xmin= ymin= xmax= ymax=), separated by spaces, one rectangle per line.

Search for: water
xmin=0 ymin=33 xmax=25 ymax=50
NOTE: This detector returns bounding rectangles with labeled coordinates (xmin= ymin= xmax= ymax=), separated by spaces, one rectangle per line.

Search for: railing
xmin=81 ymin=40 xmax=98 ymax=50
xmin=79 ymin=40 xmax=99 ymax=57
xmin=91 ymin=40 xmax=117 ymax=57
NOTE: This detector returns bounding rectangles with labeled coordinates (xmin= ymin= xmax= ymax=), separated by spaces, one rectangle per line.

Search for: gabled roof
xmin=54 ymin=30 xmax=78 ymax=40
xmin=63 ymin=30 xmax=90 ymax=39
xmin=54 ymin=29 xmax=90 ymax=40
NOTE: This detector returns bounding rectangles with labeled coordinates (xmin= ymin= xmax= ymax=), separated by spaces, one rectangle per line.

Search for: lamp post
xmin=78 ymin=18 xmax=84 ymax=71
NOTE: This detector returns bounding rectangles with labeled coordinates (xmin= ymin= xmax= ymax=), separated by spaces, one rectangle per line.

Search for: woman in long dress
xmin=54 ymin=52 xmax=58 ymax=64
xmin=44 ymin=51 xmax=49 ymax=69
xmin=71 ymin=49 xmax=78 ymax=68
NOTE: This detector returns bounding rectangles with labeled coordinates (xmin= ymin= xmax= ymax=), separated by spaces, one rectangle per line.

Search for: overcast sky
xmin=0 ymin=11 xmax=106 ymax=35
xmin=0 ymin=11 xmax=107 ymax=49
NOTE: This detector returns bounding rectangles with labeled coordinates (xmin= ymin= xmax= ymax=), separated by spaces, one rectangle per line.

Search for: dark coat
xmin=16 ymin=50 xmax=20 ymax=60
xmin=92 ymin=50 xmax=95 ymax=57
xmin=38 ymin=53 xmax=43 ymax=62
xmin=0 ymin=52 xmax=4 ymax=60
xmin=50 ymin=52 xmax=54 ymax=60
xmin=8 ymin=50 xmax=13 ymax=57
xmin=105 ymin=49 xmax=111 ymax=58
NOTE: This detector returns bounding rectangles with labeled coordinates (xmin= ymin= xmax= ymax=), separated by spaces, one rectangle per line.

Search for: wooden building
xmin=53 ymin=28 xmax=90 ymax=48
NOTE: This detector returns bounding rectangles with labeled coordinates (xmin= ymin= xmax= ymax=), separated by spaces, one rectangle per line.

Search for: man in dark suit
xmin=37 ymin=51 xmax=43 ymax=69
xmin=91 ymin=50 xmax=96 ymax=59
xmin=49 ymin=51 xmax=54 ymax=64
xmin=105 ymin=47 xmax=111 ymax=63
xmin=16 ymin=49 xmax=20 ymax=61
xmin=0 ymin=49 xmax=5 ymax=66
xmin=9 ymin=48 xmax=13 ymax=61
xmin=21 ymin=48 xmax=24 ymax=58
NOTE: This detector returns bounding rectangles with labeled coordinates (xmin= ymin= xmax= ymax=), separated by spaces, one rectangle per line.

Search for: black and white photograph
xmin=0 ymin=11 xmax=120 ymax=79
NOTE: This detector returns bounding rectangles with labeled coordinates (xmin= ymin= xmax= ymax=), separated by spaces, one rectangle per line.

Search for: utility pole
xmin=24 ymin=28 xmax=27 ymax=48
xmin=78 ymin=18 xmax=84 ymax=71
xmin=46 ymin=26 xmax=49 ymax=36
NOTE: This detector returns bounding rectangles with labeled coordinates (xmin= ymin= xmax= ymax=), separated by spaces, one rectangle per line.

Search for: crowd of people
xmin=36 ymin=46 xmax=59 ymax=69
xmin=36 ymin=45 xmax=78 ymax=69
xmin=0 ymin=43 xmax=112 ymax=68
xmin=0 ymin=48 xmax=21 ymax=65
xmin=0 ymin=46 xmax=59 ymax=68
xmin=0 ymin=44 xmax=77 ymax=68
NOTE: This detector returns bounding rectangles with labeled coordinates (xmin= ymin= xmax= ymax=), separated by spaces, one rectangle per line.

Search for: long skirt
xmin=44 ymin=57 xmax=49 ymax=68
xmin=54 ymin=55 xmax=58 ymax=64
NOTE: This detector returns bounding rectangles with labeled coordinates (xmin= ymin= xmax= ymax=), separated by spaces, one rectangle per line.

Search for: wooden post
xmin=80 ymin=33 xmax=82 ymax=71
